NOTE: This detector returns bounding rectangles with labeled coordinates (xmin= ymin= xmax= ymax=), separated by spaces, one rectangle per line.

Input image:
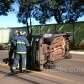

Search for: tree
xmin=0 ymin=0 xmax=84 ymax=24
xmin=32 ymin=0 xmax=84 ymax=24
xmin=17 ymin=0 xmax=40 ymax=24
xmin=0 ymin=0 xmax=14 ymax=15
xmin=32 ymin=1 xmax=53 ymax=24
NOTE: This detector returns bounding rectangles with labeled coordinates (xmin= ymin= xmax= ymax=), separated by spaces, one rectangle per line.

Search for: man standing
xmin=11 ymin=29 xmax=29 ymax=73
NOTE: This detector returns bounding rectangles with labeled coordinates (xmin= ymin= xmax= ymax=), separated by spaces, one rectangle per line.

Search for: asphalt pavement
xmin=0 ymin=50 xmax=84 ymax=84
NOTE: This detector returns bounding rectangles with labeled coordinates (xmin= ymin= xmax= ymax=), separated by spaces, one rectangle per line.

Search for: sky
xmin=0 ymin=12 xmax=42 ymax=28
xmin=0 ymin=12 xmax=84 ymax=28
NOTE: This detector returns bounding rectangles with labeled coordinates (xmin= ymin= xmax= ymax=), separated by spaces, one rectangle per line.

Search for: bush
xmin=79 ymin=40 xmax=84 ymax=49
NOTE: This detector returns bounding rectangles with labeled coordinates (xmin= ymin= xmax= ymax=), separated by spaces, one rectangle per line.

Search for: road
xmin=0 ymin=50 xmax=84 ymax=84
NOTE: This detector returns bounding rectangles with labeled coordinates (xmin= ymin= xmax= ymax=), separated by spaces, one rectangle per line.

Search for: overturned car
xmin=31 ymin=32 xmax=72 ymax=70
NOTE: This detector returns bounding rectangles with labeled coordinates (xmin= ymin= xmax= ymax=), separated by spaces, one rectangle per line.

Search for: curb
xmin=0 ymin=63 xmax=8 ymax=67
xmin=69 ymin=51 xmax=84 ymax=55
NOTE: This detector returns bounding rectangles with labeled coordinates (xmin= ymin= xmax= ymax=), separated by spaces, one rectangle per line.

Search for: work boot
xmin=10 ymin=67 xmax=17 ymax=74
xmin=20 ymin=68 xmax=26 ymax=73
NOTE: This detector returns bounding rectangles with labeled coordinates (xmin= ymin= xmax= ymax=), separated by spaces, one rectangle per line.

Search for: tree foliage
xmin=0 ymin=0 xmax=84 ymax=24
xmin=0 ymin=0 xmax=14 ymax=15
xmin=17 ymin=0 xmax=84 ymax=24
xmin=33 ymin=0 xmax=84 ymax=24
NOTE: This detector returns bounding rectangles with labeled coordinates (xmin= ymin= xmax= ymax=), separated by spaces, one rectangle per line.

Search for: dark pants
xmin=12 ymin=53 xmax=26 ymax=71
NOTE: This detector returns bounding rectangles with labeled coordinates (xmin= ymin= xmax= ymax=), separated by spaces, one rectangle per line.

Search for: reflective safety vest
xmin=16 ymin=51 xmax=26 ymax=54
xmin=12 ymin=35 xmax=29 ymax=54
xmin=17 ymin=41 xmax=26 ymax=45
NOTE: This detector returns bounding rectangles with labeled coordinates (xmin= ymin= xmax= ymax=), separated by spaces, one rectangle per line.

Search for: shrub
xmin=79 ymin=40 xmax=84 ymax=49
